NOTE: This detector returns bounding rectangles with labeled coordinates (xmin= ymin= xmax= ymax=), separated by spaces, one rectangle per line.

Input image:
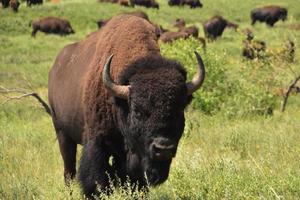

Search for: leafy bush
xmin=161 ymin=38 xmax=277 ymax=117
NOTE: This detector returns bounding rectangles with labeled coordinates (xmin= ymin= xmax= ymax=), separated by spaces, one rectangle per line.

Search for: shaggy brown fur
xmin=96 ymin=11 xmax=149 ymax=28
xmin=49 ymin=14 xmax=200 ymax=197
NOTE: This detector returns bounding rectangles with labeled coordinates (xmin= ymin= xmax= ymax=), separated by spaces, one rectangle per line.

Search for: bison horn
xmin=186 ymin=51 xmax=206 ymax=95
xmin=102 ymin=54 xmax=130 ymax=99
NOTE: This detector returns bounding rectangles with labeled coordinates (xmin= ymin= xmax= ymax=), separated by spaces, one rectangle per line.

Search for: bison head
xmin=279 ymin=8 xmax=288 ymax=21
xmin=102 ymin=52 xmax=205 ymax=186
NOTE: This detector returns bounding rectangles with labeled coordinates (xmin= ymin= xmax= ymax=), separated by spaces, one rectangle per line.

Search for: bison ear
xmin=102 ymin=54 xmax=130 ymax=100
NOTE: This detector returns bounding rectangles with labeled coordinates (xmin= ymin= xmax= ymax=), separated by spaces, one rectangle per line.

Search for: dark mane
xmin=118 ymin=55 xmax=187 ymax=85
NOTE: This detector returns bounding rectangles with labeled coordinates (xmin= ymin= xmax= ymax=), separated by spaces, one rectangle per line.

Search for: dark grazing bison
xmin=168 ymin=0 xmax=202 ymax=8
xmin=26 ymin=0 xmax=43 ymax=6
xmin=130 ymin=0 xmax=159 ymax=9
xmin=48 ymin=14 xmax=205 ymax=197
xmin=251 ymin=5 xmax=287 ymax=27
xmin=30 ymin=17 xmax=75 ymax=37
xmin=203 ymin=15 xmax=238 ymax=40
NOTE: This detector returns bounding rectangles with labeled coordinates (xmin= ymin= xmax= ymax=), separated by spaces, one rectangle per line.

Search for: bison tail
xmin=28 ymin=20 xmax=32 ymax=27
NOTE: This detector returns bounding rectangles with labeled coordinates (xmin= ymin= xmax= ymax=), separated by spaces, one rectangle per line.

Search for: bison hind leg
xmin=56 ymin=131 xmax=77 ymax=186
xmin=79 ymin=139 xmax=113 ymax=198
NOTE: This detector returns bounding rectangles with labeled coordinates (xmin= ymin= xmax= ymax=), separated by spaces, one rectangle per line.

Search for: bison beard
xmin=48 ymin=15 xmax=205 ymax=198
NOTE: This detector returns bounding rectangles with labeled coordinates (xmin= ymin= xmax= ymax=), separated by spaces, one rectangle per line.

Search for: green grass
xmin=1 ymin=0 xmax=300 ymax=199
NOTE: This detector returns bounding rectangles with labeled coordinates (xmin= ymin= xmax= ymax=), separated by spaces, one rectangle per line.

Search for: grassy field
xmin=1 ymin=0 xmax=300 ymax=199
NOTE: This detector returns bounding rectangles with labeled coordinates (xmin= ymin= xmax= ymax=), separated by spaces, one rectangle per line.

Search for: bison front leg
xmin=31 ymin=27 xmax=38 ymax=37
xmin=79 ymin=138 xmax=112 ymax=198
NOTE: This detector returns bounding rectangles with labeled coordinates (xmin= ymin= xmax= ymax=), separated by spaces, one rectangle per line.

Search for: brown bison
xmin=98 ymin=0 xmax=118 ymax=2
xmin=48 ymin=14 xmax=205 ymax=197
xmin=1 ymin=0 xmax=20 ymax=11
xmin=203 ymin=15 xmax=238 ymax=40
xmin=170 ymin=18 xmax=206 ymax=48
xmin=168 ymin=0 xmax=203 ymax=8
xmin=251 ymin=6 xmax=287 ymax=27
xmin=26 ymin=0 xmax=43 ymax=6
xmin=119 ymin=0 xmax=130 ymax=6
xmin=130 ymin=0 xmax=159 ymax=9
xmin=173 ymin=18 xmax=199 ymax=38
xmin=9 ymin=0 xmax=20 ymax=12
xmin=97 ymin=11 xmax=149 ymax=29
xmin=159 ymin=31 xmax=190 ymax=43
xmin=30 ymin=17 xmax=75 ymax=37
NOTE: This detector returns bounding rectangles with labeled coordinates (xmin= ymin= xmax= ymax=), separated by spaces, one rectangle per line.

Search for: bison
xmin=159 ymin=31 xmax=190 ymax=43
xmin=251 ymin=6 xmax=287 ymax=27
xmin=9 ymin=0 xmax=20 ymax=12
xmin=30 ymin=17 xmax=75 ymax=37
xmin=26 ymin=0 xmax=43 ymax=6
xmin=48 ymin=14 xmax=205 ymax=197
xmin=203 ymin=15 xmax=238 ymax=40
xmin=168 ymin=18 xmax=206 ymax=50
xmin=130 ymin=0 xmax=159 ymax=9
xmin=1 ymin=0 xmax=19 ymax=11
xmin=168 ymin=0 xmax=202 ymax=8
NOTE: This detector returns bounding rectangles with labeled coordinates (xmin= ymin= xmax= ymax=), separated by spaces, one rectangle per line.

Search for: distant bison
xmin=168 ymin=0 xmax=202 ymax=8
xmin=48 ymin=14 xmax=205 ymax=197
xmin=30 ymin=17 xmax=75 ymax=37
xmin=118 ymin=0 xmax=130 ymax=6
xmin=160 ymin=31 xmax=189 ymax=43
xmin=1 ymin=0 xmax=20 ymax=11
xmin=171 ymin=18 xmax=206 ymax=48
xmin=251 ymin=6 xmax=287 ymax=27
xmin=26 ymin=0 xmax=43 ymax=6
xmin=98 ymin=0 xmax=118 ymax=2
xmin=173 ymin=18 xmax=198 ymax=38
xmin=203 ymin=15 xmax=238 ymax=40
xmin=130 ymin=0 xmax=159 ymax=9
xmin=9 ymin=0 xmax=20 ymax=12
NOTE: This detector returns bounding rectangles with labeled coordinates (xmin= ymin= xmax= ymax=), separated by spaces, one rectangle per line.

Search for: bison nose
xmin=151 ymin=143 xmax=176 ymax=161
